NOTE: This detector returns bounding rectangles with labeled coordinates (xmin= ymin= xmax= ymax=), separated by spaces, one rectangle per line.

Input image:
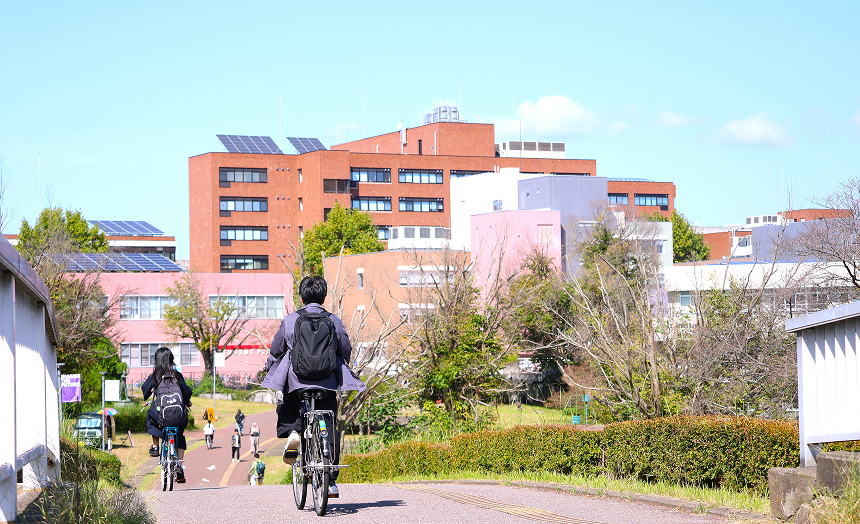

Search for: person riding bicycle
xmin=249 ymin=453 xmax=265 ymax=485
xmin=235 ymin=409 xmax=245 ymax=435
xmin=203 ymin=420 xmax=215 ymax=448
xmin=142 ymin=347 xmax=192 ymax=483
xmin=261 ymin=276 xmax=366 ymax=498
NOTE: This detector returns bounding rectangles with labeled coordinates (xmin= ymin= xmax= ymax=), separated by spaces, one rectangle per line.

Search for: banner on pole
xmin=61 ymin=374 xmax=81 ymax=403
xmin=214 ymin=351 xmax=226 ymax=368
xmin=105 ymin=380 xmax=120 ymax=402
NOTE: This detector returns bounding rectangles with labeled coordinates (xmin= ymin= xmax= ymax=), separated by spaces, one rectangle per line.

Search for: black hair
xmin=299 ymin=276 xmax=327 ymax=305
xmin=254 ymin=453 xmax=260 ymax=458
xmin=153 ymin=347 xmax=175 ymax=384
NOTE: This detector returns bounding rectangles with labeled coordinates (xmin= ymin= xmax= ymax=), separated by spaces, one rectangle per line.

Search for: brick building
xmin=189 ymin=122 xmax=673 ymax=273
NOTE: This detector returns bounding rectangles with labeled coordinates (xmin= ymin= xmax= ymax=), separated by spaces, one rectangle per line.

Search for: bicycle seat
xmin=296 ymin=388 xmax=328 ymax=400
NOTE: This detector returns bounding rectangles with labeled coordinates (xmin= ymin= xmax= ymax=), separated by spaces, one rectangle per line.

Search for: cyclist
xmin=203 ymin=420 xmax=215 ymax=449
xmin=142 ymin=347 xmax=192 ymax=483
xmin=261 ymin=276 xmax=366 ymax=498
xmin=235 ymin=409 xmax=245 ymax=435
xmin=249 ymin=453 xmax=265 ymax=485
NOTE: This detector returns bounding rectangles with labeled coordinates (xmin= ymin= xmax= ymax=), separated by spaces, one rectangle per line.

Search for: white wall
xmin=450 ymin=168 xmax=530 ymax=251
xmin=0 ymin=239 xmax=60 ymax=523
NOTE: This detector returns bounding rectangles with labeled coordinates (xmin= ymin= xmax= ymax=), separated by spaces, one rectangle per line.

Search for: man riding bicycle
xmin=261 ymin=276 xmax=365 ymax=498
xmin=203 ymin=420 xmax=215 ymax=449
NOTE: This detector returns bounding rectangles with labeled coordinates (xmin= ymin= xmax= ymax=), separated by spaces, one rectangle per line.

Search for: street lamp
xmin=99 ymin=371 xmax=107 ymax=451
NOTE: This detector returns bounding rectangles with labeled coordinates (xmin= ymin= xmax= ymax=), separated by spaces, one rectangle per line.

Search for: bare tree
xmin=0 ymin=156 xmax=16 ymax=233
xmin=161 ymin=271 xmax=263 ymax=377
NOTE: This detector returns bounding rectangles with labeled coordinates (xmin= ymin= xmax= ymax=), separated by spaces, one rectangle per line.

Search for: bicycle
xmin=159 ymin=427 xmax=183 ymax=491
xmin=205 ymin=434 xmax=214 ymax=450
xmin=291 ymin=389 xmax=347 ymax=516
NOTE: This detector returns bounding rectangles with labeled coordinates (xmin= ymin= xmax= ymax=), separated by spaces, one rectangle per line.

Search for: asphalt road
xmin=148 ymin=482 xmax=733 ymax=524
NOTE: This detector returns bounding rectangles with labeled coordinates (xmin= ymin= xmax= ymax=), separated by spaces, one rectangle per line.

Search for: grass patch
xmin=188 ymin=395 xmax=274 ymax=430
xmin=110 ymin=432 xmax=153 ymax=485
xmin=492 ymin=404 xmax=576 ymax=429
xmin=350 ymin=470 xmax=771 ymax=515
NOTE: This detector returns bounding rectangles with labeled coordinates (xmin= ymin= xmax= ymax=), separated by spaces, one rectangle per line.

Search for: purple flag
xmin=61 ymin=374 xmax=81 ymax=403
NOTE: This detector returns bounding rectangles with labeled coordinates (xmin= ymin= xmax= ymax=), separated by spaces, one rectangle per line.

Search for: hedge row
xmin=113 ymin=404 xmax=196 ymax=433
xmin=60 ymin=436 xmax=122 ymax=485
xmin=340 ymin=416 xmax=799 ymax=494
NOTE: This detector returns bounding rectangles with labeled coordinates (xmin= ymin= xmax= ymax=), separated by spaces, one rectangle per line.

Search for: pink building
xmin=99 ymin=271 xmax=293 ymax=383
xmin=470 ymin=210 xmax=563 ymax=292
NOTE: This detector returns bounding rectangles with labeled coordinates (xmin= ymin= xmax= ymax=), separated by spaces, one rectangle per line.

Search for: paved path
xmin=148 ymin=482 xmax=733 ymax=524
xmin=146 ymin=408 xmax=281 ymax=490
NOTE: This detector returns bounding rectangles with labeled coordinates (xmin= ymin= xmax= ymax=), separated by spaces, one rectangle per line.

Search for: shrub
xmin=113 ymin=405 xmax=196 ymax=433
xmin=60 ymin=436 xmax=121 ymax=485
xmin=340 ymin=416 xmax=799 ymax=495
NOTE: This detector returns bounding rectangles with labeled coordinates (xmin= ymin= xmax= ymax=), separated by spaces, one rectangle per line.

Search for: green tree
xmin=16 ymin=207 xmax=118 ymax=371
xmin=645 ymin=209 xmax=710 ymax=262
xmin=301 ymin=202 xmax=384 ymax=276
xmin=18 ymin=207 xmax=108 ymax=259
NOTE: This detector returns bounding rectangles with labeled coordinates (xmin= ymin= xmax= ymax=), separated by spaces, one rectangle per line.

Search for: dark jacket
xmin=261 ymin=303 xmax=366 ymax=393
xmin=142 ymin=370 xmax=193 ymax=431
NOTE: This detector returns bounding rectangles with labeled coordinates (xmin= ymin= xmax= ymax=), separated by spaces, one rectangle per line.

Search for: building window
xmin=537 ymin=224 xmax=554 ymax=245
xmin=435 ymin=227 xmax=450 ymax=239
xmin=404 ymin=227 xmax=415 ymax=239
xmin=208 ymin=295 xmax=284 ymax=318
xmin=399 ymin=197 xmax=444 ymax=212
xmin=399 ymin=271 xmax=444 ymax=287
xmin=220 ymin=256 xmax=269 ymax=270
xmin=219 ymin=168 xmax=267 ymax=183
xmin=298 ymin=169 xmax=302 ymax=183
xmin=450 ymin=170 xmax=485 ymax=179
xmin=391 ymin=228 xmax=399 ymax=239
xmin=398 ymin=305 xmax=433 ymax=324
xmin=352 ymin=197 xmax=391 ymax=211
xmin=358 ymin=273 xmax=364 ymax=289
xmin=493 ymin=200 xmax=503 ymax=211
xmin=220 ymin=227 xmax=268 ymax=241
xmin=351 ymin=167 xmax=391 ymax=183
xmin=324 ymin=208 xmax=332 ymax=221
xmin=120 ymin=296 xmax=174 ymax=320
xmin=323 ymin=179 xmax=351 ymax=193
xmin=608 ymin=193 xmax=629 ymax=205
xmin=178 ymin=343 xmax=200 ymax=366
xmin=420 ymin=227 xmax=430 ymax=238
xmin=298 ymin=198 xmax=303 ymax=211
xmin=376 ymin=225 xmax=391 ymax=240
xmin=398 ymin=169 xmax=443 ymax=184
xmin=679 ymin=291 xmax=693 ymax=308
xmin=299 ymin=226 xmax=303 ymax=238
xmin=633 ymin=194 xmax=669 ymax=207
xmin=220 ymin=197 xmax=268 ymax=212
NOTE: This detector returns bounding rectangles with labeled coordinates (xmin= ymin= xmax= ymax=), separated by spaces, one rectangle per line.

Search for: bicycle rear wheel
xmin=167 ymin=463 xmax=174 ymax=491
xmin=310 ymin=433 xmax=330 ymax=516
xmin=161 ymin=465 xmax=168 ymax=491
xmin=292 ymin=458 xmax=307 ymax=509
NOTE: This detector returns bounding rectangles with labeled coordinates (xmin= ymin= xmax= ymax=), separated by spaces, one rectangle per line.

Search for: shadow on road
xmin=319 ymin=499 xmax=406 ymax=517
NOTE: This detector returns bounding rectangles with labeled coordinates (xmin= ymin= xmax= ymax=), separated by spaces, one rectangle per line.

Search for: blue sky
xmin=2 ymin=1 xmax=858 ymax=259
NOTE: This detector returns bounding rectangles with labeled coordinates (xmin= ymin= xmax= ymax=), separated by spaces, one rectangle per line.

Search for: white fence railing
xmin=0 ymin=236 xmax=61 ymax=523
xmin=786 ymin=301 xmax=860 ymax=467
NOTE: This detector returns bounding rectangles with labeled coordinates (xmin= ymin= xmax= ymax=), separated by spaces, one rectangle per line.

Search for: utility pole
xmin=99 ymin=372 xmax=107 ymax=451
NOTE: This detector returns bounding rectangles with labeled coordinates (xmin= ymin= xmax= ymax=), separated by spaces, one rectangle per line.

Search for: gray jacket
xmin=261 ymin=303 xmax=366 ymax=393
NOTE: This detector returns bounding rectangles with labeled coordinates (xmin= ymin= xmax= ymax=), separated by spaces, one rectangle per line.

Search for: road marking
xmin=396 ymin=484 xmax=609 ymax=524
xmin=219 ymin=437 xmax=278 ymax=486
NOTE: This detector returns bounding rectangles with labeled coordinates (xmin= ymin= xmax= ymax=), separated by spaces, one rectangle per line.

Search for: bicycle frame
xmin=160 ymin=427 xmax=184 ymax=491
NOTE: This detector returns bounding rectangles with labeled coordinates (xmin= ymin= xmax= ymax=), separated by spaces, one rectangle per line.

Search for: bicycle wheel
xmin=161 ymin=464 xmax=168 ymax=491
xmin=167 ymin=462 xmax=174 ymax=491
xmin=310 ymin=431 xmax=330 ymax=516
xmin=292 ymin=459 xmax=307 ymax=509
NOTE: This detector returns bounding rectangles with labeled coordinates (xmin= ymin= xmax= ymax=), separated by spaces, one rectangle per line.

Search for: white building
xmin=386 ymin=225 xmax=451 ymax=250
xmin=450 ymin=168 xmax=529 ymax=251
xmin=495 ymin=140 xmax=566 ymax=159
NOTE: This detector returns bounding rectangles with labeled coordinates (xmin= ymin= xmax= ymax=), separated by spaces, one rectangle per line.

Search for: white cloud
xmin=718 ymin=113 xmax=790 ymax=148
xmin=609 ymin=121 xmax=632 ymax=133
xmin=658 ymin=111 xmax=697 ymax=128
xmin=493 ymin=95 xmax=600 ymax=139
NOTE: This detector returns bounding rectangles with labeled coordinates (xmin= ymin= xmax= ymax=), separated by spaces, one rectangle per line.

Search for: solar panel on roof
xmin=286 ymin=137 xmax=326 ymax=154
xmin=62 ymin=253 xmax=183 ymax=273
xmin=88 ymin=220 xmax=164 ymax=237
xmin=216 ymin=134 xmax=283 ymax=155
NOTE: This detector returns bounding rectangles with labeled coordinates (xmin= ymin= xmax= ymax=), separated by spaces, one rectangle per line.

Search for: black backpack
xmin=155 ymin=374 xmax=188 ymax=428
xmin=291 ymin=309 xmax=338 ymax=380
xmin=256 ymin=460 xmax=266 ymax=476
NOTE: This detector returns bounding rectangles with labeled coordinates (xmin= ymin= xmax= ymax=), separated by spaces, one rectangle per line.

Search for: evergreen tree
xmin=302 ymin=202 xmax=384 ymax=276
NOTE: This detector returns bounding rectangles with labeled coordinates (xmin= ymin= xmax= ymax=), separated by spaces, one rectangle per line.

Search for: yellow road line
xmin=219 ymin=437 xmax=278 ymax=486
xmin=397 ymin=484 xmax=610 ymax=524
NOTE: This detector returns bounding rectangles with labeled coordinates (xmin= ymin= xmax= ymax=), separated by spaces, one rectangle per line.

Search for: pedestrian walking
xmin=235 ymin=409 xmax=245 ymax=434
xmin=249 ymin=422 xmax=260 ymax=454
xmin=231 ymin=428 xmax=241 ymax=462
xmin=248 ymin=453 xmax=265 ymax=485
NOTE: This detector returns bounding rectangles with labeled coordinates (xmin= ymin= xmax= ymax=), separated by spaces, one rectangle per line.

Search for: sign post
xmin=582 ymin=395 xmax=590 ymax=425
xmin=99 ymin=372 xmax=107 ymax=451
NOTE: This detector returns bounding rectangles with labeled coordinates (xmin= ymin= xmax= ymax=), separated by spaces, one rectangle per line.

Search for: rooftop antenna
xmin=279 ymin=95 xmax=282 ymax=150
xmin=362 ymin=79 xmax=366 ymax=138
xmin=38 ymin=154 xmax=41 ymax=211
xmin=459 ymin=80 xmax=462 ymax=121
xmin=781 ymin=164 xmax=784 ymax=213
